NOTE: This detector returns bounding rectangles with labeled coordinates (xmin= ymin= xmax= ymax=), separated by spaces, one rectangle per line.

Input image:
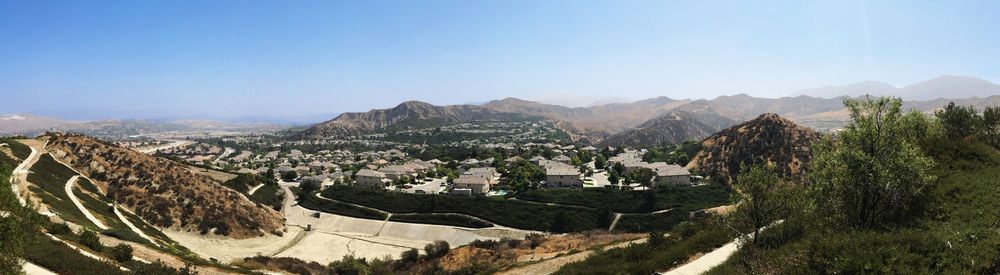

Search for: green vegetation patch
xmin=389 ymin=213 xmax=493 ymax=228
xmin=321 ymin=185 xmax=600 ymax=232
xmin=0 ymin=138 xmax=29 ymax=167
xmin=118 ymin=208 xmax=171 ymax=244
xmin=24 ymin=234 xmax=128 ymax=275
xmin=249 ymin=184 xmax=284 ymax=211
xmin=76 ymin=176 xmax=103 ymax=196
xmin=614 ymin=210 xmax=691 ymax=233
xmin=298 ymin=192 xmax=388 ymax=220
xmin=0 ymin=137 xmax=32 ymax=159
xmin=72 ymin=187 xmax=128 ymax=230
xmin=516 ymin=184 xmax=732 ymax=213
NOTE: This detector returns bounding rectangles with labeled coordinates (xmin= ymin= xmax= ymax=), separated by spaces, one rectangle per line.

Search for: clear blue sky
xmin=2 ymin=1 xmax=999 ymax=121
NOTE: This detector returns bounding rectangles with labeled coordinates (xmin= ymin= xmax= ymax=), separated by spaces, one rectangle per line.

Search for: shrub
xmin=110 ymin=244 xmax=133 ymax=262
xmin=46 ymin=222 xmax=73 ymax=236
xmin=424 ymin=240 xmax=450 ymax=259
xmin=400 ymin=248 xmax=419 ymax=263
xmin=79 ymin=230 xmax=104 ymax=252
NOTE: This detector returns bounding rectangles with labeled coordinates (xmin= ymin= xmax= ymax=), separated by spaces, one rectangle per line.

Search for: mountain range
xmin=792 ymin=75 xmax=1000 ymax=100
xmin=0 ymin=113 xmax=290 ymax=138
xmin=294 ymin=76 xmax=1000 ymax=146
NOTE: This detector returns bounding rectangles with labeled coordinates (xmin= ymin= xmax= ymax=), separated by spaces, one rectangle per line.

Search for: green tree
xmin=399 ymin=248 xmax=419 ymax=263
xmin=594 ymin=155 xmax=607 ymax=170
xmin=626 ymin=169 xmax=654 ymax=186
xmin=79 ymin=230 xmax=104 ymax=251
xmin=110 ymin=243 xmax=133 ymax=262
xmin=982 ymin=106 xmax=1000 ymax=147
xmin=676 ymin=152 xmax=690 ymax=166
xmin=612 ymin=162 xmax=625 ymax=176
xmin=280 ymin=170 xmax=298 ymax=181
xmin=935 ymin=101 xmax=980 ymax=140
xmin=728 ymin=162 xmax=785 ymax=244
xmin=607 ymin=170 xmax=620 ymax=186
xmin=424 ymin=240 xmax=450 ymax=258
xmin=300 ymin=177 xmax=322 ymax=196
xmin=810 ymin=96 xmax=935 ymax=230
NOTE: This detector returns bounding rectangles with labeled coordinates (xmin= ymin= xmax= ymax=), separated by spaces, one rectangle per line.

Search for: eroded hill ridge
xmin=43 ymin=132 xmax=283 ymax=238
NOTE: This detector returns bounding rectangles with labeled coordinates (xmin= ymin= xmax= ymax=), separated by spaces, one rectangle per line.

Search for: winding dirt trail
xmin=64 ymin=175 xmax=109 ymax=230
xmin=248 ymin=183 xmax=265 ymax=195
xmin=113 ymin=206 xmax=157 ymax=244
xmin=11 ymin=139 xmax=43 ymax=206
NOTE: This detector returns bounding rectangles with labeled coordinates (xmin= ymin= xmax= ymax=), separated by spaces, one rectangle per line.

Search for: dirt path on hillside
xmin=64 ymin=175 xmax=109 ymax=229
xmin=12 ymin=139 xmax=44 ymax=206
xmin=113 ymin=206 xmax=157 ymax=244
xmin=248 ymin=183 xmax=265 ymax=195
xmin=659 ymin=221 xmax=781 ymax=275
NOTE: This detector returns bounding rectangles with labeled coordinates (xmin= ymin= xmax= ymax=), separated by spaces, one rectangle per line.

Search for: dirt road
xmin=11 ymin=139 xmax=44 ymax=206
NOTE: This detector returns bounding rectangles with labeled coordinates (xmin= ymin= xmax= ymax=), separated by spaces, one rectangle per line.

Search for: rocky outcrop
xmin=687 ymin=114 xmax=824 ymax=184
xmin=43 ymin=132 xmax=282 ymax=238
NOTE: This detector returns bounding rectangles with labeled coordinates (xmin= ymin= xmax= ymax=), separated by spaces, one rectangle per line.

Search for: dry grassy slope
xmin=484 ymin=97 xmax=692 ymax=136
xmin=438 ymin=231 xmax=644 ymax=272
xmin=43 ymin=132 xmax=282 ymax=239
xmin=291 ymin=101 xmax=512 ymax=139
xmin=687 ymin=113 xmax=824 ymax=184
xmin=599 ymin=112 xmax=727 ymax=147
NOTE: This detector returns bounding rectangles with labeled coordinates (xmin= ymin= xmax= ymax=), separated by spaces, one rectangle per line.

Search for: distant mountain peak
xmin=793 ymin=75 xmax=1000 ymax=100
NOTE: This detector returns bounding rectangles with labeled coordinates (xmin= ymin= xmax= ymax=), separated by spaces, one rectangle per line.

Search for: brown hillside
xmin=687 ymin=113 xmax=824 ymax=184
xmin=599 ymin=112 xmax=735 ymax=147
xmin=291 ymin=101 xmax=525 ymax=139
xmin=43 ymin=132 xmax=282 ymax=238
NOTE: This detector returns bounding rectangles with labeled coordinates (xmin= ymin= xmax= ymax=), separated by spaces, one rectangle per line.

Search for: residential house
xmin=529 ymin=156 xmax=546 ymax=164
xmin=647 ymin=162 xmax=692 ymax=186
xmin=379 ymin=165 xmax=416 ymax=182
xmin=453 ymin=175 xmax=491 ymax=194
xmin=355 ymin=169 xmax=387 ymax=189
xmin=545 ymin=166 xmax=583 ymax=188
xmin=553 ymin=155 xmax=572 ymax=164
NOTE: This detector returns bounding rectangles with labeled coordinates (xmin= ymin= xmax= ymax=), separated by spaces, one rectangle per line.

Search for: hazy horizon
xmin=3 ymin=1 xmax=1000 ymax=121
